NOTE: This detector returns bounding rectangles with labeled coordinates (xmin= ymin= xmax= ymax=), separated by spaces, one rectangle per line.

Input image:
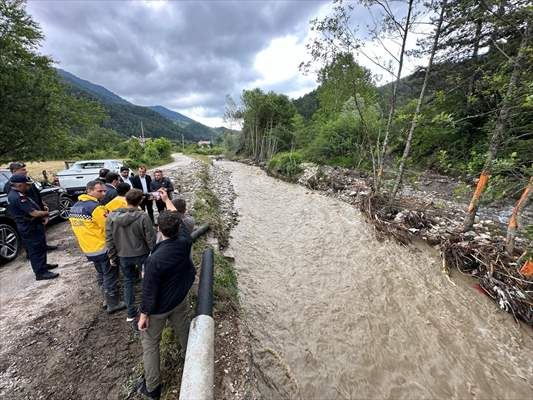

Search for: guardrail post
xmin=180 ymin=247 xmax=215 ymax=400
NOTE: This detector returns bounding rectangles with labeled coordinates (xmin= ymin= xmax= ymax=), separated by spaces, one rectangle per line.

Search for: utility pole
xmin=140 ymin=120 xmax=146 ymax=147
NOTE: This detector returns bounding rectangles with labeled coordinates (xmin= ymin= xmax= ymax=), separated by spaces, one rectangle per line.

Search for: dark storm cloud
xmin=27 ymin=0 xmax=325 ymax=123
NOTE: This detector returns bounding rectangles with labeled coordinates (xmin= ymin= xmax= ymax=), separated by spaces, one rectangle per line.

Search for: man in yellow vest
xmin=69 ymin=180 xmax=126 ymax=314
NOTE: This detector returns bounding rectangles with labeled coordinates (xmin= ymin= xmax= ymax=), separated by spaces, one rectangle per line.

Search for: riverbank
xmin=240 ymin=158 xmax=532 ymax=326
xmin=218 ymin=159 xmax=533 ymax=398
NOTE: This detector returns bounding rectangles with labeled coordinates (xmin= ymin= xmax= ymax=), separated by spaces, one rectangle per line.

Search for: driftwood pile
xmin=360 ymin=192 xmax=533 ymax=326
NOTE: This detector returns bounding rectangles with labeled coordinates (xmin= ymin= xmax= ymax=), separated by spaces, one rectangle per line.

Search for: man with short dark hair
xmin=120 ymin=166 xmax=132 ymax=187
xmin=137 ymin=190 xmax=194 ymax=399
xmin=131 ymin=165 xmax=154 ymax=223
xmin=105 ymin=182 xmax=130 ymax=213
xmin=70 ymin=180 xmax=126 ymax=314
xmin=106 ymin=188 xmax=156 ymax=322
xmin=102 ymin=172 xmax=120 ymax=205
xmin=172 ymin=198 xmax=195 ymax=234
xmin=97 ymin=168 xmax=109 ymax=184
xmin=150 ymin=169 xmax=174 ymax=213
xmin=7 ymin=174 xmax=59 ymax=280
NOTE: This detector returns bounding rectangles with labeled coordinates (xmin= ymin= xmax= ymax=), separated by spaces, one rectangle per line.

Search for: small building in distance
xmin=197 ymin=140 xmax=211 ymax=148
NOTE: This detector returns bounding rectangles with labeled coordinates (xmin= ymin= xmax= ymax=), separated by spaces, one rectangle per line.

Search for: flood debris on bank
xmin=247 ymin=159 xmax=533 ymax=326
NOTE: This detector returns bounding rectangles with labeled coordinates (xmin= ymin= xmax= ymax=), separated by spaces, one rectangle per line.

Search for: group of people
xmin=7 ymin=162 xmax=196 ymax=399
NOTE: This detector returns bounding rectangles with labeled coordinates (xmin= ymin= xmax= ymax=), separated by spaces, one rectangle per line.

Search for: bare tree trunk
xmin=505 ymin=176 xmax=532 ymax=254
xmin=463 ymin=22 xmax=530 ymax=231
xmin=466 ymin=15 xmax=483 ymax=104
xmin=391 ymin=0 xmax=447 ymax=199
xmin=376 ymin=0 xmax=414 ymax=192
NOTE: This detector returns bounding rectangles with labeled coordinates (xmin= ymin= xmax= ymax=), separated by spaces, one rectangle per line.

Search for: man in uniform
xmin=7 ymin=174 xmax=59 ymax=280
xmin=69 ymin=180 xmax=126 ymax=314
xmin=6 ymin=162 xmax=58 ymax=252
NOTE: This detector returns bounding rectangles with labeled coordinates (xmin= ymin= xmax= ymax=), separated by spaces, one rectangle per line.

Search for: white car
xmin=56 ymin=159 xmax=124 ymax=198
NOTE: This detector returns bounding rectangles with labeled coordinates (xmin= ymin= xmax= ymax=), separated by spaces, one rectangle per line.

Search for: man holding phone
xmin=136 ymin=190 xmax=194 ymax=399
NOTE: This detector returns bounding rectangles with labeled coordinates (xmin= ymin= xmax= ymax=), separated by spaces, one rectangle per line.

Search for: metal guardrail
xmin=179 ymin=246 xmax=215 ymax=400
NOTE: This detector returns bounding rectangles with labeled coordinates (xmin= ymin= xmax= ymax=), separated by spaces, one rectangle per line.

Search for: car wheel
xmin=58 ymin=196 xmax=74 ymax=220
xmin=0 ymin=223 xmax=20 ymax=263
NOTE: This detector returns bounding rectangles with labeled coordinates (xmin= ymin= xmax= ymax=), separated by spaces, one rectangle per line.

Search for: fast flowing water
xmin=220 ymin=161 xmax=533 ymax=400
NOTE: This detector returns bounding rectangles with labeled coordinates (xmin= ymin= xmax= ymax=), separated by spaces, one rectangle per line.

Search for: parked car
xmin=0 ymin=169 xmax=73 ymax=263
xmin=55 ymin=159 xmax=124 ymax=198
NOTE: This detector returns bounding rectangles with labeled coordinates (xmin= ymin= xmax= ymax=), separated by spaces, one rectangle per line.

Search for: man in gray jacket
xmin=106 ymin=189 xmax=156 ymax=322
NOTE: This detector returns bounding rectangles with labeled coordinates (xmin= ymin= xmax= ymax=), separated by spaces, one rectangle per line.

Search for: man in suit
xmin=120 ymin=166 xmax=133 ymax=187
xmin=131 ymin=165 xmax=154 ymax=223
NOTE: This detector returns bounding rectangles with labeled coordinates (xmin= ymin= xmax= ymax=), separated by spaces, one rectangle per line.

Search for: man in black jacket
xmin=131 ymin=165 xmax=154 ymax=223
xmin=101 ymin=172 xmax=119 ymax=205
xmin=137 ymin=191 xmax=194 ymax=399
xmin=150 ymin=169 xmax=174 ymax=213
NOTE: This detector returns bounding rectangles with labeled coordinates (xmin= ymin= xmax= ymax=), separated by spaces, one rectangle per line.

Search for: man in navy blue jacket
xmin=137 ymin=190 xmax=194 ymax=399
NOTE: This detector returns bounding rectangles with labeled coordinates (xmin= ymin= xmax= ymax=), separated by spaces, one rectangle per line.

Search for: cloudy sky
xmin=27 ymin=0 xmax=427 ymax=127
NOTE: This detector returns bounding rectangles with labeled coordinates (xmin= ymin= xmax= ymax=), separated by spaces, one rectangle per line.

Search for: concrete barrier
xmin=179 ymin=247 xmax=215 ymax=400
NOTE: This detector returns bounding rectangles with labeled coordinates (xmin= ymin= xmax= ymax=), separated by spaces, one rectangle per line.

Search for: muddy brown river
xmin=220 ymin=161 xmax=533 ymax=400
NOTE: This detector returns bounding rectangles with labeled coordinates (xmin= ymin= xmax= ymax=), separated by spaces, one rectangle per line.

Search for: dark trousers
xmin=155 ymin=200 xmax=166 ymax=213
xmin=119 ymin=254 xmax=147 ymax=318
xmin=140 ymin=198 xmax=154 ymax=222
xmin=19 ymin=223 xmax=47 ymax=276
xmin=88 ymin=253 xmax=119 ymax=297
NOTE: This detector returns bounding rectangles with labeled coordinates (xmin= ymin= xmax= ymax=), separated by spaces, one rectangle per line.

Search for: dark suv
xmin=0 ymin=169 xmax=73 ymax=263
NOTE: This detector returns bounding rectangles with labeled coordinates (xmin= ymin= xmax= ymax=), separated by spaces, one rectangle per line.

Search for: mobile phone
xmin=149 ymin=191 xmax=161 ymax=200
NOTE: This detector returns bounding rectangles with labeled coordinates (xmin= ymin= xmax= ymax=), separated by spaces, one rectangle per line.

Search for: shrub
xmin=267 ymin=151 xmax=303 ymax=178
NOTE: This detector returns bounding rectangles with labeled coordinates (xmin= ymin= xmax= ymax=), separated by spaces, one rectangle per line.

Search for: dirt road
xmin=0 ymin=155 xmax=197 ymax=399
xmin=221 ymin=160 xmax=533 ymax=399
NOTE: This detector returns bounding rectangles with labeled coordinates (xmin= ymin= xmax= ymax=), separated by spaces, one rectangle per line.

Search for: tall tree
xmin=463 ymin=20 xmax=531 ymax=231
xmin=391 ymin=0 xmax=448 ymax=198
xmin=0 ymin=0 xmax=106 ymax=161
xmin=376 ymin=0 xmax=415 ymax=191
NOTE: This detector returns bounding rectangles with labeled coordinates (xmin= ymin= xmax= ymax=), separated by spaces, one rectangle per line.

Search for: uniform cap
xmin=10 ymin=174 xmax=32 ymax=184
xmin=8 ymin=162 xmax=26 ymax=172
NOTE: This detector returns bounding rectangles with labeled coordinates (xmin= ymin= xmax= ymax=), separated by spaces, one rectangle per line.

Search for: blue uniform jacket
xmin=7 ymin=189 xmax=42 ymax=235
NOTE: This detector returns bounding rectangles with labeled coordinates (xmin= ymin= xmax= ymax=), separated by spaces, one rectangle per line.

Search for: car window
xmin=72 ymin=162 xmax=105 ymax=170
xmin=0 ymin=172 xmax=11 ymax=193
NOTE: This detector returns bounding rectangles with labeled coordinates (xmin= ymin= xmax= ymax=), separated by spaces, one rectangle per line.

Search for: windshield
xmin=72 ymin=162 xmax=105 ymax=170
xmin=0 ymin=171 xmax=10 ymax=193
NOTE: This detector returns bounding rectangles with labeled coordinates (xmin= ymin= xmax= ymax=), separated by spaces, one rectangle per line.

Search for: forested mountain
xmin=57 ymin=69 xmax=217 ymax=141
xmin=56 ymin=69 xmax=132 ymax=105
xmin=148 ymin=105 xmax=194 ymax=124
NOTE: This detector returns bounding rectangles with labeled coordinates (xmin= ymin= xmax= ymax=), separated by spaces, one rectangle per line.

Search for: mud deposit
xmin=0 ymin=155 xmax=197 ymax=399
xmin=0 ymin=218 xmax=141 ymax=399
xmin=221 ymin=160 xmax=533 ymax=400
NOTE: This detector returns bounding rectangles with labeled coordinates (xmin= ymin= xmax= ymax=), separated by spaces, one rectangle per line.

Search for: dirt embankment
xmin=0 ymin=154 xmax=255 ymax=399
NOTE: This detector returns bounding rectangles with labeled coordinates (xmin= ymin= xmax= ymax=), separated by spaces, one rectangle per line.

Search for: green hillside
xmin=57 ymin=69 xmax=216 ymax=141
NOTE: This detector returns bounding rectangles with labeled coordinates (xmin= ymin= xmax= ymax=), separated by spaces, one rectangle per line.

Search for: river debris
xmin=255 ymin=159 xmax=533 ymax=326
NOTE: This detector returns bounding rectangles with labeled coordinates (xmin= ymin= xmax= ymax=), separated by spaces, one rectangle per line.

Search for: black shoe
xmin=46 ymin=263 xmax=58 ymax=270
xmin=36 ymin=271 xmax=59 ymax=281
xmin=105 ymin=294 xmax=127 ymax=314
xmin=136 ymin=379 xmax=161 ymax=400
xmin=46 ymin=244 xmax=58 ymax=251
